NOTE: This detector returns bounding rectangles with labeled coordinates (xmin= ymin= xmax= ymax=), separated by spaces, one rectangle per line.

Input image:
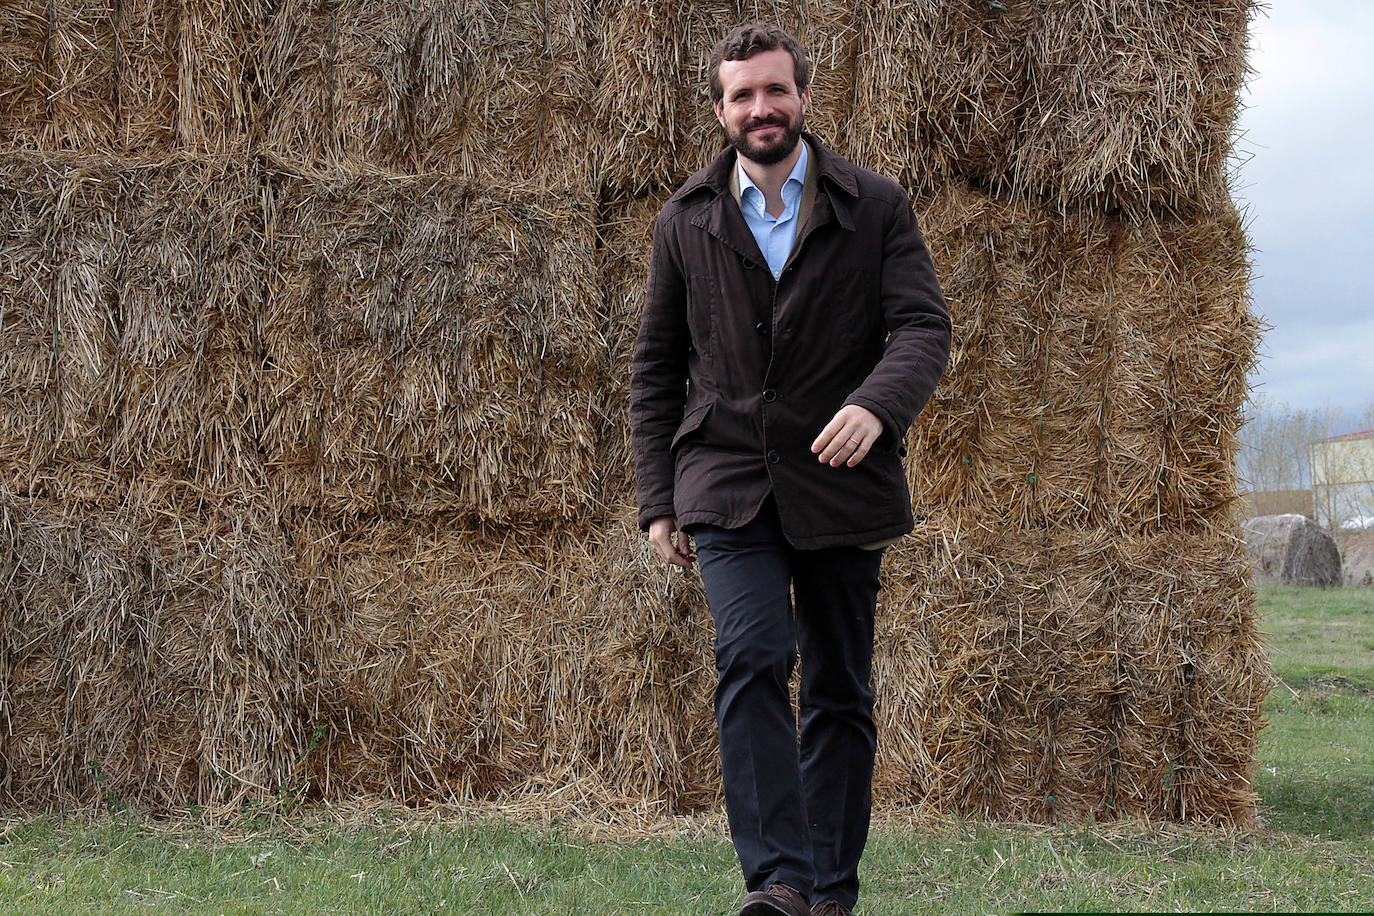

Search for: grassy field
xmin=1 ymin=585 xmax=1370 ymax=914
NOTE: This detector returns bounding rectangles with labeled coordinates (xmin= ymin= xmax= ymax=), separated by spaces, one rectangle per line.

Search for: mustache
xmin=742 ymin=115 xmax=789 ymax=131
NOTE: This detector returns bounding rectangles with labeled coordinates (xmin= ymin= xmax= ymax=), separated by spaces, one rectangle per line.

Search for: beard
xmin=725 ymin=111 xmax=805 ymax=165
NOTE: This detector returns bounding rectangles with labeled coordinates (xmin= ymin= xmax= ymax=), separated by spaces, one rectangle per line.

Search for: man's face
xmin=714 ymin=48 xmax=809 ymax=166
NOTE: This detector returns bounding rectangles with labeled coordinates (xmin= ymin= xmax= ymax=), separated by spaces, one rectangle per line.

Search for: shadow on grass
xmin=1260 ymin=774 xmax=1374 ymax=839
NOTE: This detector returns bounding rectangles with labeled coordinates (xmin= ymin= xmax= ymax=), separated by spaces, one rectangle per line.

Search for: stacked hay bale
xmin=1 ymin=0 xmax=1264 ymax=823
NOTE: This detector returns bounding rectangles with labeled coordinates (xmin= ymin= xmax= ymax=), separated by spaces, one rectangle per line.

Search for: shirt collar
xmin=737 ymin=140 xmax=809 ymax=215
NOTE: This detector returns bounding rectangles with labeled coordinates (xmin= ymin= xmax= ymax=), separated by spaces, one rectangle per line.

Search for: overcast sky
xmin=1237 ymin=0 xmax=1374 ymax=421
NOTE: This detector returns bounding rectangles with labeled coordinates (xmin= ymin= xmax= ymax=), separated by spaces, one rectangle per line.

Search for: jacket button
xmin=766 ymin=449 xmax=780 ymax=464
xmin=762 ymin=389 xmax=777 ymax=403
xmin=754 ymin=321 xmax=768 ymax=336
xmin=742 ymin=257 xmax=758 ymax=270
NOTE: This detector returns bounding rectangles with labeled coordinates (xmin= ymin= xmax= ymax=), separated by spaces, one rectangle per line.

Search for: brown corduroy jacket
xmin=630 ymin=134 xmax=951 ymax=550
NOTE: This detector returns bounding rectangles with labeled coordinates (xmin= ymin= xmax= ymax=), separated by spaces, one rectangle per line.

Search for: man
xmin=629 ymin=23 xmax=951 ymax=916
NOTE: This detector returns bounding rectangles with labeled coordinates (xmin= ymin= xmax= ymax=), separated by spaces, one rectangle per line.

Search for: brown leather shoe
xmin=812 ymin=901 xmax=852 ymax=916
xmin=739 ymin=882 xmax=811 ymax=916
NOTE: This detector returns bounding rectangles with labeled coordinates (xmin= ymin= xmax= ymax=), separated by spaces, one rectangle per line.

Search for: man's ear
xmin=714 ymin=102 xmax=725 ymax=128
xmin=800 ymin=88 xmax=812 ymax=112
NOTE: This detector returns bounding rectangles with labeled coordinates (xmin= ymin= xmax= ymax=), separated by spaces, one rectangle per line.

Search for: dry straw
xmin=258 ymin=0 xmax=598 ymax=189
xmin=0 ymin=0 xmax=265 ymax=153
xmin=258 ymin=161 xmax=605 ymax=521
xmin=848 ymin=0 xmax=1254 ymax=216
xmin=292 ymin=512 xmax=718 ymax=811
xmin=873 ymin=522 xmax=1264 ymax=824
xmin=1 ymin=154 xmax=123 ymax=485
xmin=0 ymin=1 xmax=1265 ymax=824
xmin=909 ymin=182 xmax=1258 ymax=535
xmin=0 ymin=488 xmax=304 ymax=811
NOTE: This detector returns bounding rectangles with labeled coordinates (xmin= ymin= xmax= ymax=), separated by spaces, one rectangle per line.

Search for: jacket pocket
xmin=671 ymin=401 xmax=713 ymax=452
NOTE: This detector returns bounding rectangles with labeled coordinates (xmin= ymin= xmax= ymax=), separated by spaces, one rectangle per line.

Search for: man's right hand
xmin=648 ymin=516 xmax=695 ymax=569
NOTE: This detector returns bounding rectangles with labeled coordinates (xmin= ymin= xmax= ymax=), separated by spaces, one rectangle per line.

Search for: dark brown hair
xmin=708 ymin=23 xmax=811 ymax=105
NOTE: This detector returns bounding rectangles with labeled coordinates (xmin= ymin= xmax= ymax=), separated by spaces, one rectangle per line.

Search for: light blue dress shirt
xmin=737 ymin=141 xmax=809 ymax=279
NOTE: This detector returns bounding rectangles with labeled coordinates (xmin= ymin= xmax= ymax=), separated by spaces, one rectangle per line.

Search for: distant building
xmin=1310 ymin=429 xmax=1374 ymax=529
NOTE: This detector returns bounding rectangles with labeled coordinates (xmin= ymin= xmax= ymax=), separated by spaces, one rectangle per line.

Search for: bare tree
xmin=1238 ymin=395 xmax=1338 ymax=496
xmin=1241 ymin=397 xmax=1374 ymax=527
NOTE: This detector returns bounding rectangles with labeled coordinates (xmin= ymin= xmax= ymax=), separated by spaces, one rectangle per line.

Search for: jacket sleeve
xmin=843 ymin=196 xmax=952 ymax=442
xmin=629 ymin=211 xmax=691 ymax=530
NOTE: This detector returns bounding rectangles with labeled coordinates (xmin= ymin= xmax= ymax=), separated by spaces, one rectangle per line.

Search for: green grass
xmin=1258 ymin=585 xmax=1374 ymax=689
xmin=1255 ymin=585 xmax=1374 ymax=846
xmin=1 ymin=585 xmax=1371 ymax=914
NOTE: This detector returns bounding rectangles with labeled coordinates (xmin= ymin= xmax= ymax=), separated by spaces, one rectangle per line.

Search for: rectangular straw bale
xmin=112 ymin=0 xmax=269 ymax=153
xmin=905 ymin=185 xmax=1065 ymax=528
xmin=258 ymin=0 xmax=596 ymax=184
xmin=292 ymin=511 xmax=719 ymax=810
xmin=108 ymin=156 xmax=265 ymax=357
xmin=0 ymin=492 xmax=309 ymax=810
xmin=907 ymin=185 xmax=1256 ymax=536
xmin=0 ymin=3 xmax=50 ymax=144
xmin=413 ymin=0 xmax=600 ymax=190
xmin=256 ymin=0 xmax=414 ymax=167
xmin=546 ymin=514 xmax=719 ymax=811
xmin=1103 ymin=531 xmax=1263 ymax=822
xmin=0 ymin=0 xmax=119 ymax=150
xmin=593 ymin=0 xmax=692 ymax=193
xmin=1166 ymin=533 xmax=1265 ymax=824
xmin=110 ymin=0 xmax=179 ymax=151
xmin=1 ymin=1 xmax=266 ymax=153
xmin=101 ymin=350 xmax=267 ymax=496
xmin=946 ymin=528 xmax=1120 ymax=822
xmin=1095 ymin=204 xmax=1255 ymax=535
xmin=0 ymin=497 xmax=150 ymax=806
xmin=873 ymin=523 xmax=1114 ymax=821
xmin=0 ymin=153 xmax=122 ymax=483
xmin=293 ymin=516 xmax=563 ymax=803
xmin=261 ymin=168 xmax=605 ymax=521
xmin=84 ymin=156 xmax=266 ymax=495
xmin=848 ymin=0 xmax=1032 ymax=197
xmin=1017 ymin=0 xmax=1254 ymax=217
xmin=258 ymin=168 xmax=468 ymax=514
xmin=874 ymin=519 xmax=1262 ymax=824
xmin=143 ymin=503 xmax=308 ymax=809
xmin=871 ymin=520 xmax=1030 ymax=817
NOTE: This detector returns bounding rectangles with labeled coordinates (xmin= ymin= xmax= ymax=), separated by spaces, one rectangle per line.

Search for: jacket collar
xmin=676 ymin=132 xmax=857 ymax=259
xmin=671 ymin=132 xmax=859 ymax=209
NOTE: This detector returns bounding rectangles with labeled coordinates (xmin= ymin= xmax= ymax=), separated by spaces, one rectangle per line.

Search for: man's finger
xmin=648 ymin=517 xmax=692 ymax=568
xmin=813 ymin=405 xmax=884 ymax=467
xmin=810 ymin=414 xmax=847 ymax=460
xmin=844 ymin=435 xmax=873 ymax=468
xmin=813 ymin=422 xmax=854 ymax=463
xmin=818 ymin=419 xmax=866 ymax=464
xmin=673 ymin=529 xmax=695 ymax=567
xmin=828 ymin=431 xmax=868 ymax=467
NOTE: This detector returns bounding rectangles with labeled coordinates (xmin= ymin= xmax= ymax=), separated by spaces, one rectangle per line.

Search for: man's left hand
xmin=811 ymin=405 xmax=883 ymax=467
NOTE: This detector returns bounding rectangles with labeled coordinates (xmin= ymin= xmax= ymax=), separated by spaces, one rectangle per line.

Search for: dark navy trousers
xmin=690 ymin=499 xmax=884 ymax=910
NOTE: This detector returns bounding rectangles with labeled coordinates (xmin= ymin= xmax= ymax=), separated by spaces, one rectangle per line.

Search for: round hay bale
xmin=1242 ymin=514 xmax=1342 ymax=587
xmin=1336 ymin=531 xmax=1374 ymax=588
